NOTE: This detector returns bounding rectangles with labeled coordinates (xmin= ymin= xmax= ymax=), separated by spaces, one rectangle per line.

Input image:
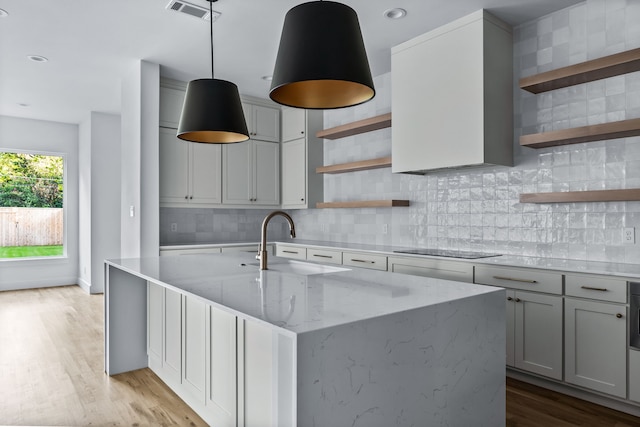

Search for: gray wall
xmin=0 ymin=115 xmax=80 ymax=290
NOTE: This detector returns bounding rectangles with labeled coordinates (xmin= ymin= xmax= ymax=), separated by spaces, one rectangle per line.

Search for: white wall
xmin=79 ymin=112 xmax=122 ymax=294
xmin=0 ymin=115 xmax=79 ymax=290
xmin=121 ymin=60 xmax=160 ymax=258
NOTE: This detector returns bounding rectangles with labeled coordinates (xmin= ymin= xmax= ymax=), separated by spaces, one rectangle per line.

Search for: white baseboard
xmin=0 ymin=276 xmax=78 ymax=292
xmin=78 ymin=278 xmax=92 ymax=293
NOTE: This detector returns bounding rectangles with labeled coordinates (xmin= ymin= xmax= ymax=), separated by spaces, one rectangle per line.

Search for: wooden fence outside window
xmin=0 ymin=207 xmax=63 ymax=247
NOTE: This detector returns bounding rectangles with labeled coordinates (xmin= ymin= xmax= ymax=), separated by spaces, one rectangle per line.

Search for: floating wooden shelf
xmin=316 ymin=200 xmax=409 ymax=209
xmin=520 ymin=47 xmax=640 ymax=94
xmin=316 ymin=113 xmax=392 ymax=140
xmin=520 ymin=189 xmax=640 ymax=204
xmin=520 ymin=118 xmax=640 ymax=148
xmin=316 ymin=157 xmax=392 ymax=174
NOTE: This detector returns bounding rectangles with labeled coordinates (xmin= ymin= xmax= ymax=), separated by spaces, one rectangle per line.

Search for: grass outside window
xmin=0 ymin=245 xmax=63 ymax=258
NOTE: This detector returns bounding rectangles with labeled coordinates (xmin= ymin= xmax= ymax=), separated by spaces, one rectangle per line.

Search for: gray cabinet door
xmin=565 ymin=298 xmax=627 ymax=398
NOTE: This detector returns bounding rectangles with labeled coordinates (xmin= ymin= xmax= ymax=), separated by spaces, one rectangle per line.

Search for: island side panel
xmin=296 ymin=290 xmax=506 ymax=427
xmin=104 ymin=264 xmax=148 ymax=375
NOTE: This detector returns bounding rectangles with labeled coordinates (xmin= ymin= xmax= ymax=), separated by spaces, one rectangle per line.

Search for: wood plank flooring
xmin=0 ymin=285 xmax=206 ymax=426
xmin=1 ymin=285 xmax=640 ymax=426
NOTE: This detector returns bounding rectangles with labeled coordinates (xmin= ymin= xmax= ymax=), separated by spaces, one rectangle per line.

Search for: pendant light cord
xmin=210 ymin=0 xmax=214 ymax=79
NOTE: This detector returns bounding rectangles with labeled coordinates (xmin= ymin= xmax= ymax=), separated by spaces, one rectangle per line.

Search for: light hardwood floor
xmin=2 ymin=285 xmax=640 ymax=426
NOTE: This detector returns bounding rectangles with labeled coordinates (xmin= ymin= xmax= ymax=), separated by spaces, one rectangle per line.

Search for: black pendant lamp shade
xmin=176 ymin=0 xmax=249 ymax=144
xmin=177 ymin=79 xmax=249 ymax=143
xmin=269 ymin=1 xmax=375 ymax=109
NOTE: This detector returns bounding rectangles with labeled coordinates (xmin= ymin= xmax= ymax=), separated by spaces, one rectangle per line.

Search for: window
xmin=0 ymin=151 xmax=64 ymax=259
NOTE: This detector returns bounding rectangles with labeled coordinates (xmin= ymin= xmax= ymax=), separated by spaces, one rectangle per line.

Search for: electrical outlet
xmin=170 ymin=223 xmax=178 ymax=232
xmin=624 ymin=227 xmax=635 ymax=244
xmin=382 ymin=224 xmax=388 ymax=235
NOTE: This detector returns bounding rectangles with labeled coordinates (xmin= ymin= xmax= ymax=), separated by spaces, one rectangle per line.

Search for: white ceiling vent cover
xmin=165 ymin=0 xmax=221 ymax=21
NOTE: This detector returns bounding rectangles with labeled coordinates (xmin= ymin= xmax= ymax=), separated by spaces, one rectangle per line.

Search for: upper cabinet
xmin=242 ymin=102 xmax=281 ymax=142
xmin=391 ymin=10 xmax=513 ymax=174
xmin=280 ymin=107 xmax=323 ymax=209
xmin=159 ymin=79 xmax=187 ymax=129
xmin=159 ymin=127 xmax=222 ymax=207
xmin=222 ymin=140 xmax=280 ymax=207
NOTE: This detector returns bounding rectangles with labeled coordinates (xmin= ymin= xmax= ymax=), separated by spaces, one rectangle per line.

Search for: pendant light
xmin=177 ymin=0 xmax=249 ymax=143
xmin=269 ymin=1 xmax=375 ymax=109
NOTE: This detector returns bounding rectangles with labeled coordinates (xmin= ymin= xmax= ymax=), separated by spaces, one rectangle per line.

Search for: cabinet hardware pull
xmin=282 ymin=250 xmax=298 ymax=254
xmin=616 ymin=313 xmax=623 ymax=318
xmin=507 ymin=297 xmax=513 ymax=301
xmin=351 ymin=259 xmax=374 ymax=264
xmin=493 ymin=276 xmax=538 ymax=284
xmin=515 ymin=298 xmax=521 ymax=302
xmin=313 ymin=254 xmax=332 ymax=258
xmin=301 ymin=198 xmax=305 ymax=201
xmin=184 ymin=196 xmax=188 ymax=199
xmin=189 ymin=196 xmax=193 ymax=199
xmin=580 ymin=286 xmax=608 ymax=292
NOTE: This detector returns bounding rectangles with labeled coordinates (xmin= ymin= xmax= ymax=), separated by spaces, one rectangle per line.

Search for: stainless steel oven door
xmin=631 ymin=290 xmax=640 ymax=349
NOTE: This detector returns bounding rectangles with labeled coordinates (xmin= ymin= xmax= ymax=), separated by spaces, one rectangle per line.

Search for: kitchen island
xmin=105 ymin=252 xmax=505 ymax=427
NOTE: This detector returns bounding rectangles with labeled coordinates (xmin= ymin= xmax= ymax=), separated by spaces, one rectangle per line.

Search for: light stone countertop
xmin=106 ymin=251 xmax=501 ymax=336
xmin=160 ymin=239 xmax=640 ymax=279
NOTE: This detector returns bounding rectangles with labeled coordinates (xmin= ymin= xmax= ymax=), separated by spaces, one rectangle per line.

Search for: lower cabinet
xmin=147 ymin=282 xmax=295 ymax=427
xmin=564 ymin=297 xmax=627 ymax=398
xmin=507 ymin=290 xmax=563 ymax=380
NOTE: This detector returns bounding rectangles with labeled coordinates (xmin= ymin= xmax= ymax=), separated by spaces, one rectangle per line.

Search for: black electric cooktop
xmin=393 ymin=249 xmax=501 ymax=259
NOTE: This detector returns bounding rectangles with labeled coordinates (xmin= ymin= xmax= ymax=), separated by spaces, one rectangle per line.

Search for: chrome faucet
xmin=258 ymin=210 xmax=296 ymax=270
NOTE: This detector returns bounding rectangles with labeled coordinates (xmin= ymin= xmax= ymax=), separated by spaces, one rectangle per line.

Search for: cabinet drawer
xmin=160 ymin=247 xmax=222 ymax=256
xmin=565 ymin=273 xmax=627 ymax=303
xmin=276 ymin=245 xmax=307 ymax=260
xmin=306 ymin=248 xmax=342 ymax=265
xmin=475 ymin=265 xmax=562 ymax=295
xmin=342 ymin=252 xmax=387 ymax=271
xmin=388 ymin=256 xmax=473 ymax=283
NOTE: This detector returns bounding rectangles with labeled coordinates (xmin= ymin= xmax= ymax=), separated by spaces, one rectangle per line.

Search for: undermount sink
xmin=243 ymin=260 xmax=350 ymax=276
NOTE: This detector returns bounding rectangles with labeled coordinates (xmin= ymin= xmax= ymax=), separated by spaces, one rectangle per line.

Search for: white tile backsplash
xmin=291 ymin=0 xmax=640 ymax=264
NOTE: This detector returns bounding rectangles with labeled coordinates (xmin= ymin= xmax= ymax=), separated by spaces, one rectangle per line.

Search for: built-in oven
xmin=631 ymin=282 xmax=640 ymax=349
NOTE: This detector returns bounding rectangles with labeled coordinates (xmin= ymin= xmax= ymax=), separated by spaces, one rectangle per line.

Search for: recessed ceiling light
xmin=17 ymin=103 xmax=30 ymax=107
xmin=384 ymin=8 xmax=407 ymax=19
xmin=262 ymin=75 xmax=273 ymax=81
xmin=27 ymin=55 xmax=48 ymax=63
xmin=0 ymin=8 xmax=9 ymax=17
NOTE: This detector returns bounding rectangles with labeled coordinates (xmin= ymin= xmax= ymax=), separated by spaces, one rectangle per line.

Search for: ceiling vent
xmin=165 ymin=0 xmax=221 ymax=21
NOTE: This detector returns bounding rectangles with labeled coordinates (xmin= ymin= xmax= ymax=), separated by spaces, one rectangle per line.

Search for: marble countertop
xmin=106 ymin=252 xmax=501 ymax=336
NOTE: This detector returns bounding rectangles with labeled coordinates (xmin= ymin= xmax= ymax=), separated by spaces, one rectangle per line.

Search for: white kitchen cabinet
xmin=391 ymin=10 xmax=513 ymax=173
xmin=147 ymin=282 xmax=164 ymax=371
xmin=242 ymin=102 xmax=280 ymax=142
xmin=280 ymin=107 xmax=323 ymax=209
xmin=629 ymin=349 xmax=640 ymax=404
xmin=512 ymin=291 xmax=563 ymax=380
xmin=160 ymin=79 xmax=186 ymax=129
xmin=565 ymin=297 xmax=627 ymax=398
xmin=207 ymin=305 xmax=238 ymax=427
xmin=388 ymin=256 xmax=473 ymax=282
xmin=164 ymin=287 xmax=183 ymax=385
xmin=281 ymin=107 xmax=306 ymax=142
xmin=223 ymin=140 xmax=279 ymax=207
xmin=159 ymin=127 xmax=222 ymax=206
xmin=147 ymin=282 xmax=182 ymax=384
xmin=505 ymin=290 xmax=516 ymax=367
xmin=182 ymin=295 xmax=207 ymax=404
xmin=342 ymin=251 xmax=387 ymax=271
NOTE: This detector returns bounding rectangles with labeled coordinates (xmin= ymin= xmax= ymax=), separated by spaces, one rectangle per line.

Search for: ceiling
xmin=0 ymin=0 xmax=583 ymax=125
